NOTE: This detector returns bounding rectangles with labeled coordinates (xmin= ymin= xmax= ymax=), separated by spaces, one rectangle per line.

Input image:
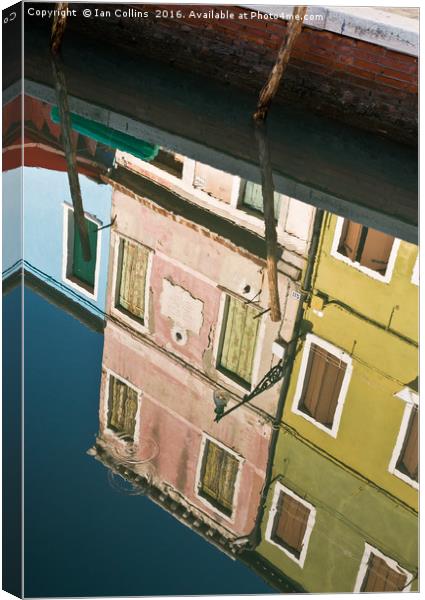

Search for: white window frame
xmin=330 ymin=216 xmax=400 ymax=284
xmin=353 ymin=543 xmax=413 ymax=592
xmin=194 ymin=433 xmax=243 ymax=522
xmin=62 ymin=203 xmax=102 ymax=300
xmin=102 ymin=368 xmax=142 ymax=448
xmin=411 ymin=254 xmax=419 ymax=286
xmin=237 ymin=180 xmax=285 ymax=230
xmin=213 ymin=291 xmax=266 ymax=395
xmin=291 ymin=333 xmax=353 ymax=438
xmin=265 ymin=482 xmax=316 ymax=568
xmin=110 ymin=231 xmax=153 ymax=335
xmin=388 ymin=387 xmax=419 ymax=489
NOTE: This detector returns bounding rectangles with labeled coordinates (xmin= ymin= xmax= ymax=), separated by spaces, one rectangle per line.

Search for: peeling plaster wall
xmin=99 ymin=320 xmax=272 ymax=536
xmin=107 ymin=188 xmax=300 ymax=415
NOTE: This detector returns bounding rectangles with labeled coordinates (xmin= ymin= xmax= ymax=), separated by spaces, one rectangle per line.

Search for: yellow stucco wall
xmin=281 ymin=213 xmax=418 ymax=511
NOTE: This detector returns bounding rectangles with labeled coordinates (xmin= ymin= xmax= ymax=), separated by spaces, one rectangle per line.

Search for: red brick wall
xmin=67 ymin=3 xmax=418 ymax=144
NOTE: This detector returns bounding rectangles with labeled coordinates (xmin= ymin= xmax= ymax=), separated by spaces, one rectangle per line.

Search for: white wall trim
xmin=62 ymin=202 xmax=102 ymax=301
xmin=388 ymin=391 xmax=418 ymax=490
xmin=109 ymin=231 xmax=153 ymax=335
xmin=102 ymin=368 xmax=143 ymax=449
xmin=291 ymin=333 xmax=353 ymax=438
xmin=330 ymin=216 xmax=400 ymax=284
xmin=411 ymin=254 xmax=419 ymax=286
xmin=265 ymin=481 xmax=316 ymax=568
xmin=194 ymin=433 xmax=244 ymax=523
xmin=353 ymin=543 xmax=413 ymax=592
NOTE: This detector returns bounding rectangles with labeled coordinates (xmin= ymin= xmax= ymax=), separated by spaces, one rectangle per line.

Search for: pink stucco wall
xmin=100 ymin=320 xmax=272 ymax=536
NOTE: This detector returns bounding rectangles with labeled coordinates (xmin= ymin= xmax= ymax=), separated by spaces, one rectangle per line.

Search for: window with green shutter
xmin=116 ymin=238 xmax=150 ymax=324
xmin=199 ymin=439 xmax=239 ymax=516
xmin=242 ymin=181 xmax=282 ymax=218
xmin=218 ymin=295 xmax=260 ymax=388
xmin=71 ymin=217 xmax=98 ymax=291
xmin=107 ymin=375 xmax=138 ymax=441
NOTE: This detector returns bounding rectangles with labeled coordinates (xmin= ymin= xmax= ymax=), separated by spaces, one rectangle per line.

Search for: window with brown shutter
xmin=199 ymin=439 xmax=239 ymax=516
xmin=271 ymin=491 xmax=311 ymax=559
xmin=299 ymin=343 xmax=347 ymax=429
xmin=397 ymin=405 xmax=418 ymax=482
xmin=107 ymin=376 xmax=138 ymax=441
xmin=337 ymin=219 xmax=395 ymax=275
xmin=116 ymin=238 xmax=150 ymax=324
xmin=361 ymin=553 xmax=408 ymax=592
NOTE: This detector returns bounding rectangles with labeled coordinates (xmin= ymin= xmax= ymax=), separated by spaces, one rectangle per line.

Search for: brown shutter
xmin=118 ymin=239 xmax=149 ymax=321
xmin=362 ymin=554 xmax=407 ymax=592
xmin=300 ymin=344 xmax=346 ymax=428
xmin=339 ymin=220 xmax=362 ymax=261
xmin=272 ymin=492 xmax=310 ymax=557
xmin=107 ymin=376 xmax=138 ymax=440
xmin=360 ymin=228 xmax=394 ymax=273
xmin=397 ymin=406 xmax=418 ymax=481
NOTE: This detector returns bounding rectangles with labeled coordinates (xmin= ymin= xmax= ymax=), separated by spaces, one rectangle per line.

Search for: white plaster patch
xmin=160 ymin=279 xmax=204 ymax=338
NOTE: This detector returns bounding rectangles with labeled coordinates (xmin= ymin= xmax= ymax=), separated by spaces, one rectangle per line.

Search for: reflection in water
xmin=2 ymin=18 xmax=419 ymax=596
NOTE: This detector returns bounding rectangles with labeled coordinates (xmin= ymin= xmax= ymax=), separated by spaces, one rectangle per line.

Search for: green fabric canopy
xmin=51 ymin=107 xmax=159 ymax=162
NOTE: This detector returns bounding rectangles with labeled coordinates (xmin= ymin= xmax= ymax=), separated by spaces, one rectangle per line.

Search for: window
xmin=389 ymin=386 xmax=418 ymax=488
xmin=107 ymin=375 xmax=139 ymax=441
xmin=241 ymin=181 xmax=281 ymax=218
xmin=292 ymin=335 xmax=352 ymax=437
xmin=193 ymin=162 xmax=235 ymax=204
xmin=354 ymin=545 xmax=412 ymax=592
xmin=331 ymin=217 xmax=399 ymax=282
xmin=198 ymin=438 xmax=240 ymax=517
xmin=217 ymin=295 xmax=261 ymax=388
xmin=64 ymin=207 xmax=100 ymax=297
xmin=151 ymin=148 xmax=183 ymax=179
xmin=411 ymin=255 xmax=419 ymax=286
xmin=116 ymin=238 xmax=150 ymax=324
xmin=396 ymin=405 xmax=418 ymax=482
xmin=265 ymin=483 xmax=316 ymax=567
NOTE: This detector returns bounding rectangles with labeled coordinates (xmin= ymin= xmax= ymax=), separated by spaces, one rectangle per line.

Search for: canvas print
xmin=2 ymin=2 xmax=419 ymax=596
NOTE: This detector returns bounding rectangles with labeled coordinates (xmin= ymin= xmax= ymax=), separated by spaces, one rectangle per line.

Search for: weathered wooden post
xmin=50 ymin=2 xmax=92 ymax=261
xmin=253 ymin=6 xmax=307 ymax=322
xmin=254 ymin=6 xmax=307 ymax=122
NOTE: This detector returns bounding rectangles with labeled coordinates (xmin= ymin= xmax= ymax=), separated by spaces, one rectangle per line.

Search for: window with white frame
xmin=197 ymin=438 xmax=240 ymax=517
xmin=115 ymin=237 xmax=151 ymax=325
xmin=107 ymin=374 xmax=139 ymax=442
xmin=217 ymin=294 xmax=261 ymax=389
xmin=292 ymin=334 xmax=352 ymax=437
xmin=331 ymin=217 xmax=399 ymax=282
xmin=192 ymin=161 xmax=236 ymax=204
xmin=239 ymin=180 xmax=282 ymax=219
xmin=265 ymin=482 xmax=316 ymax=568
xmin=411 ymin=254 xmax=419 ymax=286
xmin=354 ymin=544 xmax=412 ymax=592
xmin=389 ymin=385 xmax=418 ymax=488
xmin=63 ymin=206 xmax=100 ymax=297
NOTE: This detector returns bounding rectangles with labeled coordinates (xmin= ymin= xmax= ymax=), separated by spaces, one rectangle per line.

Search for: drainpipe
xmin=246 ymin=207 xmax=324 ymax=549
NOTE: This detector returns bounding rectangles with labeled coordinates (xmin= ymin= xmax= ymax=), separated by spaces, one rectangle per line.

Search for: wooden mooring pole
xmin=253 ymin=6 xmax=307 ymax=322
xmin=254 ymin=6 xmax=307 ymax=122
xmin=50 ymin=2 xmax=92 ymax=262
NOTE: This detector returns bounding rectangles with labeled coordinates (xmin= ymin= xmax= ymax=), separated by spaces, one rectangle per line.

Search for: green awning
xmin=51 ymin=107 xmax=159 ymax=162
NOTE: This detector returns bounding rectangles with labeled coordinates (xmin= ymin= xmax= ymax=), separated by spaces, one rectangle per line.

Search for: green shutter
xmin=243 ymin=181 xmax=282 ymax=216
xmin=200 ymin=440 xmax=239 ymax=515
xmin=118 ymin=239 xmax=150 ymax=321
xmin=108 ymin=376 xmax=138 ymax=440
xmin=72 ymin=217 xmax=98 ymax=288
xmin=219 ymin=296 xmax=260 ymax=385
